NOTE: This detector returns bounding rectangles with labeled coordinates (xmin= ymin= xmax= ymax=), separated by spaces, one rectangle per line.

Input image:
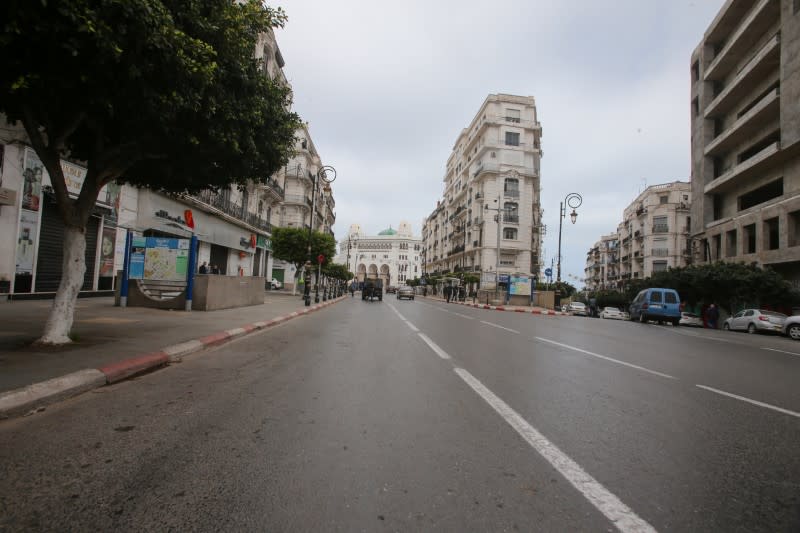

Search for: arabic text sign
xmin=509 ymin=275 xmax=531 ymax=296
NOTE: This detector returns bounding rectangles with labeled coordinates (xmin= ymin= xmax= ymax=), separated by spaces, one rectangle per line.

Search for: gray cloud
xmin=276 ymin=0 xmax=724 ymax=283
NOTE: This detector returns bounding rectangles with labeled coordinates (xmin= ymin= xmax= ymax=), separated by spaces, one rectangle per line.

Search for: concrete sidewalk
xmin=422 ymin=294 xmax=565 ymax=315
xmin=0 ymin=291 xmax=345 ymax=418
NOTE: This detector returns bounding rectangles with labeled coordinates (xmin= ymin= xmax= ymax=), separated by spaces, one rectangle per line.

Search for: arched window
xmin=504 ymin=228 xmax=517 ymax=240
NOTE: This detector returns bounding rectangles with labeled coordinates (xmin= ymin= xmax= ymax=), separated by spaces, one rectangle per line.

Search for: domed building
xmin=337 ymin=222 xmax=422 ymax=287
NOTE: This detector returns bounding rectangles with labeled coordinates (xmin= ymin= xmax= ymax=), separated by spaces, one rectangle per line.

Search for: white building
xmin=422 ymin=94 xmax=543 ymax=285
xmin=338 ymin=223 xmax=422 ymax=287
xmin=584 ymin=233 xmax=620 ymax=291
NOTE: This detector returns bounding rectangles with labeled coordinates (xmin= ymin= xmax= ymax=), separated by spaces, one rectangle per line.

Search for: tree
xmin=271 ymin=227 xmax=336 ymax=293
xmin=1 ymin=0 xmax=300 ymax=344
xmin=323 ymin=263 xmax=352 ymax=281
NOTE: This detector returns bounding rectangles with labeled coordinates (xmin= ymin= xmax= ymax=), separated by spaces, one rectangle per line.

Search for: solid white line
xmin=388 ymin=303 xmax=421 ymax=332
xmin=696 ymin=384 xmax=800 ymax=419
xmin=762 ymin=347 xmax=800 ymax=357
xmin=388 ymin=304 xmax=406 ymax=321
xmin=454 ymin=368 xmax=657 ymax=533
xmin=480 ymin=320 xmax=520 ymax=334
xmin=418 ymin=333 xmax=451 ymax=360
xmin=535 ymin=337 xmax=675 ymax=380
xmin=404 ymin=320 xmax=419 ymax=332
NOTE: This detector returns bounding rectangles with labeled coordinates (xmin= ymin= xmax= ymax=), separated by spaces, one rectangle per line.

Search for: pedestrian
xmin=445 ymin=285 xmax=452 ymax=303
xmin=350 ymin=283 xmax=355 ymax=297
xmin=211 ymin=264 xmax=220 ymax=275
xmin=706 ymin=303 xmax=719 ymax=329
xmin=198 ymin=261 xmax=208 ymax=274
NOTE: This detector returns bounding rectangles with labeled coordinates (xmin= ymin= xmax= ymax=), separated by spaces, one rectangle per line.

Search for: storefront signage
xmin=129 ymin=236 xmax=189 ymax=281
xmin=257 ymin=235 xmax=271 ymax=250
xmin=24 ymin=148 xmax=119 ymax=210
xmin=154 ymin=209 xmax=191 ymax=227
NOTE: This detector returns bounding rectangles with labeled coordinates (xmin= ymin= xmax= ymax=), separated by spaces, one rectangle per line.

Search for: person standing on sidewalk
xmin=706 ymin=303 xmax=719 ymax=329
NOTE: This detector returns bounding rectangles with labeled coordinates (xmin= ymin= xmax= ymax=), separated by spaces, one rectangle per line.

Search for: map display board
xmin=129 ymin=237 xmax=189 ymax=281
xmin=509 ymin=275 xmax=531 ymax=296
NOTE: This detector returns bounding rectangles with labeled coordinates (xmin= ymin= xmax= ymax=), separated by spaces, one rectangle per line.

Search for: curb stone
xmin=0 ymin=296 xmax=347 ymax=420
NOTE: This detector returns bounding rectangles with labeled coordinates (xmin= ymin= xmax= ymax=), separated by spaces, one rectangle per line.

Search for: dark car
xmin=386 ymin=286 xmax=398 ymax=294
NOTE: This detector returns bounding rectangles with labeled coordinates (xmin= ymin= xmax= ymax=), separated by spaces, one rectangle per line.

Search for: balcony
xmin=704 ymin=87 xmax=780 ymax=158
xmin=703 ymin=0 xmax=779 ymax=83
xmin=704 ymin=140 xmax=782 ymax=195
xmin=704 ymin=33 xmax=780 ymax=119
xmin=503 ymin=189 xmax=520 ymax=198
xmin=257 ymin=177 xmax=285 ymax=200
xmin=283 ymin=194 xmax=312 ymax=207
xmin=653 ymin=224 xmax=669 ymax=233
xmin=503 ymin=214 xmax=519 ymax=224
xmin=191 ymin=190 xmax=272 ymax=233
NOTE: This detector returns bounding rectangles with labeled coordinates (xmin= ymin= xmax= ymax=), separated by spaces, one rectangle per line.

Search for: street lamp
xmin=305 ymin=165 xmax=336 ymax=306
xmin=484 ymin=195 xmax=502 ymax=303
xmin=556 ymin=192 xmax=582 ymax=284
xmin=345 ymin=234 xmax=358 ymax=289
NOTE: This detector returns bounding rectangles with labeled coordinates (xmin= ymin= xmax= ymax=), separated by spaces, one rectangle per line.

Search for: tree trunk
xmin=37 ymin=225 xmax=87 ymax=345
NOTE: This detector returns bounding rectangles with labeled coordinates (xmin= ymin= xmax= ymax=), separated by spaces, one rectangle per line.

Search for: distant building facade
xmin=339 ymin=223 xmax=422 ymax=287
xmin=584 ymin=233 xmax=620 ymax=291
xmin=422 ymin=94 xmax=543 ymax=285
xmin=690 ymin=0 xmax=800 ymax=283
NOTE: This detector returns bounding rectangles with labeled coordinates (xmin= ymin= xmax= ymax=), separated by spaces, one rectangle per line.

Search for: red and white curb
xmin=0 ymin=296 xmax=345 ymax=419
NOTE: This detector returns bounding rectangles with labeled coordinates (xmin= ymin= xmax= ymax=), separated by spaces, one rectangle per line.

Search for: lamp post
xmin=484 ymin=195 xmax=502 ymax=302
xmin=556 ymin=192 xmax=582 ymax=284
xmin=304 ymin=165 xmax=336 ymax=306
xmin=345 ymin=234 xmax=358 ymax=290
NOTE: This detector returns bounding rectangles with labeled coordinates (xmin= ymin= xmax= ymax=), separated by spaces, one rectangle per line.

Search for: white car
xmin=723 ymin=309 xmax=786 ymax=334
xmin=600 ymin=306 xmax=624 ymax=320
xmin=784 ymin=315 xmax=800 ymax=340
xmin=270 ymin=278 xmax=282 ymax=290
xmin=679 ymin=312 xmax=703 ymax=327
xmin=567 ymin=301 xmax=587 ymax=316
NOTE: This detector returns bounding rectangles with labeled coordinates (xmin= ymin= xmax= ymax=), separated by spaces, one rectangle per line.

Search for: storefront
xmin=6 ymin=147 xmax=124 ymax=296
xmin=135 ymin=190 xmax=267 ymax=277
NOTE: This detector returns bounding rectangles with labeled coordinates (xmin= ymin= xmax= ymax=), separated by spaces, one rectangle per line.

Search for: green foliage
xmin=623 ymin=262 xmax=799 ymax=313
xmin=0 ymin=0 xmax=300 ymax=225
xmin=272 ymin=227 xmax=336 ymax=277
xmin=406 ymin=277 xmax=420 ymax=287
xmin=323 ymin=263 xmax=352 ymax=281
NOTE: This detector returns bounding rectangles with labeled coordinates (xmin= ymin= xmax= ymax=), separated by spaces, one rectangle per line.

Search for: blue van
xmin=629 ymin=288 xmax=681 ymax=325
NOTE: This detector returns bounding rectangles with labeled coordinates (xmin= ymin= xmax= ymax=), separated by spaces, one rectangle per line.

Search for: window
xmin=504 ymin=178 xmax=519 ymax=197
xmin=764 ymin=217 xmax=779 ymax=250
xmin=653 ymin=216 xmax=668 ymax=233
xmin=739 ymin=178 xmax=783 ymax=211
xmin=691 ymin=60 xmax=699 ymax=83
xmin=505 ymin=132 xmax=520 ymax=146
xmin=726 ymin=230 xmax=737 ymax=257
xmin=659 ymin=195 xmax=668 ymax=204
xmin=713 ymin=234 xmax=721 ymax=260
xmin=505 ymin=109 xmax=521 ymax=123
xmin=649 ymin=291 xmax=663 ymax=303
xmin=665 ymin=291 xmax=678 ymax=304
xmin=691 ymin=97 xmax=699 ymax=118
xmin=503 ymin=228 xmax=517 ymax=240
xmin=503 ymin=202 xmax=518 ymax=223
xmin=744 ymin=224 xmax=756 ymax=254
xmin=789 ymin=211 xmax=800 ymax=247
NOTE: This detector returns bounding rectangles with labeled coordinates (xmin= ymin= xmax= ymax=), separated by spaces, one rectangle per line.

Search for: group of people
xmin=198 ymin=261 xmax=221 ymax=275
xmin=443 ymin=285 xmax=466 ymax=303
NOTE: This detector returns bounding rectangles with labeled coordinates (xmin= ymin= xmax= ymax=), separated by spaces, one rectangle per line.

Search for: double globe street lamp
xmin=304 ymin=165 xmax=336 ymax=307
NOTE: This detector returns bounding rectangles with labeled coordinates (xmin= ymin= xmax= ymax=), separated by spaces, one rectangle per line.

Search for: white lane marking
xmin=418 ymin=333 xmax=451 ymax=360
xmin=454 ymin=368 xmax=657 ymax=533
xmin=696 ymin=384 xmax=800 ymax=419
xmin=405 ymin=320 xmax=419 ymax=332
xmin=535 ymin=337 xmax=675 ymax=380
xmin=450 ymin=311 xmax=475 ymax=320
xmin=387 ymin=303 xmax=421 ymax=332
xmin=480 ymin=320 xmax=520 ymax=334
xmin=659 ymin=327 xmax=742 ymax=345
xmin=388 ymin=304 xmax=406 ymax=321
xmin=762 ymin=347 xmax=800 ymax=357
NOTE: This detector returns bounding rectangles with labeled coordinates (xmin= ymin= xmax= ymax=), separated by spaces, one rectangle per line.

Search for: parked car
xmin=783 ymin=315 xmax=800 ymax=340
xmin=396 ymin=286 xmax=415 ymax=300
xmin=270 ymin=278 xmax=282 ymax=290
xmin=723 ymin=309 xmax=786 ymax=334
xmin=567 ymin=301 xmax=588 ymax=316
xmin=600 ymin=306 xmax=624 ymax=320
xmin=385 ymin=286 xmax=398 ymax=294
xmin=629 ymin=287 xmax=681 ymax=325
xmin=679 ymin=312 xmax=703 ymax=327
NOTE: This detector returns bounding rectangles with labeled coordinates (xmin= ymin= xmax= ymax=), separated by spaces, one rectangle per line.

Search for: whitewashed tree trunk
xmin=37 ymin=226 xmax=86 ymax=345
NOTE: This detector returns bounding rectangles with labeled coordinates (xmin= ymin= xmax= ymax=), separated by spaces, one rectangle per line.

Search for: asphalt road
xmin=1 ymin=297 xmax=799 ymax=532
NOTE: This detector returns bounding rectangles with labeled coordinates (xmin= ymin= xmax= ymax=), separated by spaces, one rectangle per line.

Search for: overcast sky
xmin=275 ymin=0 xmax=725 ymax=284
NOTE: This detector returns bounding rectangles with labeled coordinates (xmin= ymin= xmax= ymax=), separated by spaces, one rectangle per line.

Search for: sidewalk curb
xmin=0 ymin=296 xmax=346 ymax=420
